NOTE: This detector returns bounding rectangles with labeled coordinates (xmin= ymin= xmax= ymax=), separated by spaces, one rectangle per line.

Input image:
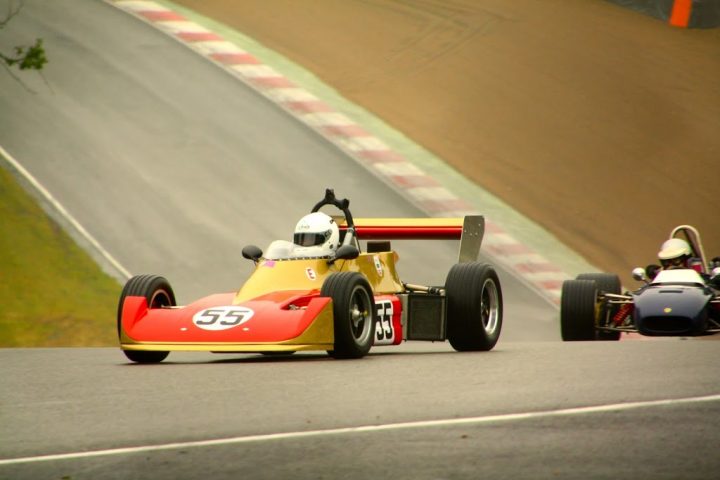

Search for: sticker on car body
xmin=374 ymin=299 xmax=394 ymax=344
xmin=305 ymin=267 xmax=317 ymax=280
xmin=192 ymin=306 xmax=254 ymax=331
xmin=373 ymin=255 xmax=383 ymax=277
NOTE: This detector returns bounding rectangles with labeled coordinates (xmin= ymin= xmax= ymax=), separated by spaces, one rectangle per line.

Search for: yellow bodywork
xmin=233 ymin=251 xmax=404 ymax=303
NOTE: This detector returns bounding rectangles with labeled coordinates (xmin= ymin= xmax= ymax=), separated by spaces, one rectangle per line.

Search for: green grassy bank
xmin=0 ymin=166 xmax=120 ymax=346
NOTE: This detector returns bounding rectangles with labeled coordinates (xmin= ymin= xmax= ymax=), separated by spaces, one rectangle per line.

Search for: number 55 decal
xmin=374 ymin=300 xmax=394 ymax=345
xmin=193 ymin=306 xmax=255 ymax=331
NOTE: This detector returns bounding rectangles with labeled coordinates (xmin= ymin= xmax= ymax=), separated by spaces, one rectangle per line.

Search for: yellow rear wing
xmin=338 ymin=215 xmax=485 ymax=263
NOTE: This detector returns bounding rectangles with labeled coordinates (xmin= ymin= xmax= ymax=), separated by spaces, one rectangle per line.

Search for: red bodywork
xmin=122 ymin=291 xmax=403 ymax=346
xmin=122 ymin=291 xmax=331 ymax=344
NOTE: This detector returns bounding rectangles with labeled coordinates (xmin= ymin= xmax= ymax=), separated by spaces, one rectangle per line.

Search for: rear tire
xmin=321 ymin=272 xmax=376 ymax=359
xmin=576 ymin=273 xmax=621 ymax=341
xmin=560 ymin=279 xmax=597 ymax=341
xmin=117 ymin=274 xmax=175 ymax=363
xmin=445 ymin=262 xmax=503 ymax=351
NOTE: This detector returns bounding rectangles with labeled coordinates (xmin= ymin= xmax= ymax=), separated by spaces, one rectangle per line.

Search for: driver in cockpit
xmin=292 ymin=212 xmax=340 ymax=258
xmin=647 ymin=238 xmax=720 ymax=288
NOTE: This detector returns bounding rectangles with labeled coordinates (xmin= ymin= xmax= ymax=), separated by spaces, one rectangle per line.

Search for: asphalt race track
xmin=2 ymin=343 xmax=720 ymax=479
xmin=1 ymin=1 xmax=719 ymax=478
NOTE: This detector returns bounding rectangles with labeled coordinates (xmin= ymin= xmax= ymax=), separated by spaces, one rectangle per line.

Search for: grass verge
xmin=0 ymin=166 xmax=120 ymax=347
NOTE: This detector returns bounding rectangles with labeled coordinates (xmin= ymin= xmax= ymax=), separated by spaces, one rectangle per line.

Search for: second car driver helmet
xmin=658 ymin=238 xmax=692 ymax=269
xmin=293 ymin=212 xmax=340 ymax=257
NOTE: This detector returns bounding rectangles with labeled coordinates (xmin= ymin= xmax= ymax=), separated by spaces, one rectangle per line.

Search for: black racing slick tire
xmin=117 ymin=274 xmax=175 ymax=363
xmin=576 ymin=273 xmax=621 ymax=341
xmin=576 ymin=273 xmax=621 ymax=296
xmin=445 ymin=262 xmax=503 ymax=352
xmin=321 ymin=272 xmax=376 ymax=359
xmin=560 ymin=279 xmax=597 ymax=341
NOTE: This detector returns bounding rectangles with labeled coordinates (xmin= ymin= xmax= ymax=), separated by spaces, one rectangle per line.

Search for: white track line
xmin=0 ymin=145 xmax=131 ymax=281
xmin=2 ymin=393 xmax=719 ymax=466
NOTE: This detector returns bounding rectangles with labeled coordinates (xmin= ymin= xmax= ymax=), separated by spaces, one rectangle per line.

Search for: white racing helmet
xmin=658 ymin=238 xmax=692 ymax=269
xmin=292 ymin=212 xmax=340 ymax=257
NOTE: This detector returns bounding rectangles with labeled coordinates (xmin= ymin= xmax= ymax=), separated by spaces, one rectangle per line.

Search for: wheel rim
xmin=149 ymin=290 xmax=171 ymax=309
xmin=349 ymin=285 xmax=373 ymax=344
xmin=480 ymin=278 xmax=500 ymax=334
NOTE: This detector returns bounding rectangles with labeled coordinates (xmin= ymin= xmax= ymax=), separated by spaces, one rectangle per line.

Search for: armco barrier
xmin=607 ymin=0 xmax=720 ymax=27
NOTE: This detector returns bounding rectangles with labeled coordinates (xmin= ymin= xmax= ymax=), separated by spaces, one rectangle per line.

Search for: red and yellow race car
xmin=117 ymin=189 xmax=503 ymax=363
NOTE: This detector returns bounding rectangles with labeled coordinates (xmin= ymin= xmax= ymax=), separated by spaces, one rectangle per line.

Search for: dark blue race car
xmin=561 ymin=225 xmax=720 ymax=340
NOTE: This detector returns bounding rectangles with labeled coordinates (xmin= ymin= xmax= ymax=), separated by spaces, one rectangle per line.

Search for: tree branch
xmin=0 ymin=0 xmax=23 ymax=29
xmin=1 ymin=2 xmax=48 ymax=73
xmin=0 ymin=56 xmax=36 ymax=93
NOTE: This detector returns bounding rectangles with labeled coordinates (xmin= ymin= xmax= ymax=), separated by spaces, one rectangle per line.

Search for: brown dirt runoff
xmin=174 ymin=0 xmax=720 ymax=286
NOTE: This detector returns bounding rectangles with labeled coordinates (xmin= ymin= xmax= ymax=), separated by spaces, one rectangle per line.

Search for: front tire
xmin=576 ymin=273 xmax=621 ymax=296
xmin=117 ymin=274 xmax=175 ymax=363
xmin=560 ymin=279 xmax=597 ymax=341
xmin=576 ymin=273 xmax=621 ymax=340
xmin=321 ymin=272 xmax=376 ymax=359
xmin=445 ymin=262 xmax=503 ymax=351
